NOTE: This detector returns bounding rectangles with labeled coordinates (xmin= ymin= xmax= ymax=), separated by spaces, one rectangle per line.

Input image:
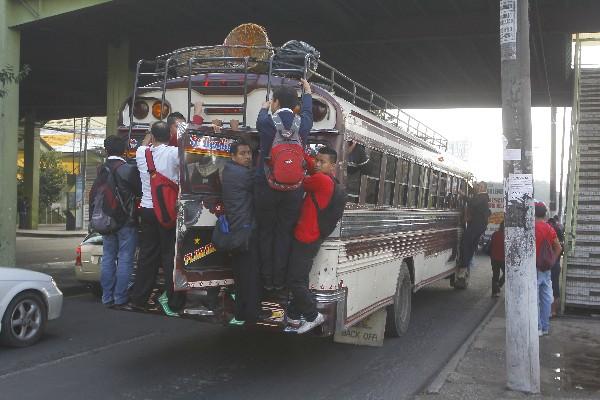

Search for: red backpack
xmin=265 ymin=114 xmax=306 ymax=191
xmin=145 ymin=147 xmax=179 ymax=229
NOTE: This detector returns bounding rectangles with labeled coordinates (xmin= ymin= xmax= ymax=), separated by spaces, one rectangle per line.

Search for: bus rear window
xmin=182 ymin=134 xmax=234 ymax=194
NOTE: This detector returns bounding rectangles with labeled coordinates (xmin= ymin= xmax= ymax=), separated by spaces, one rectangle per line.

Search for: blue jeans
xmin=101 ymin=225 xmax=137 ymax=305
xmin=537 ymin=270 xmax=553 ymax=332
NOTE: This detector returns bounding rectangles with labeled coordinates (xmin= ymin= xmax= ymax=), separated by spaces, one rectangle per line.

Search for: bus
xmin=117 ymin=44 xmax=473 ymax=340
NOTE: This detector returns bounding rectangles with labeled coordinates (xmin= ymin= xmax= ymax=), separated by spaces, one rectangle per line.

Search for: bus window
xmin=397 ymin=159 xmax=410 ymax=207
xmin=438 ymin=173 xmax=447 ymax=209
xmin=365 ymin=150 xmax=382 ymax=205
xmin=451 ymin=175 xmax=459 ymax=208
xmin=409 ymin=164 xmax=421 ymax=207
xmin=346 ymin=142 xmax=368 ymax=203
xmin=420 ymin=167 xmax=430 ymax=208
xmin=429 ymin=170 xmax=439 ymax=208
xmin=384 ymin=155 xmax=397 ymax=206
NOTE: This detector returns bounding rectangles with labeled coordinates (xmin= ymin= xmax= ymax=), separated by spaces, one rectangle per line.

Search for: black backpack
xmin=310 ymin=176 xmax=347 ymax=240
xmin=89 ymin=162 xmax=128 ymax=234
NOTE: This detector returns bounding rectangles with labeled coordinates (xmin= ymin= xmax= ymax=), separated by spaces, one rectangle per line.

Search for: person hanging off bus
xmin=254 ymin=78 xmax=313 ymax=293
xmin=489 ymin=221 xmax=505 ymax=298
xmin=460 ymin=181 xmax=491 ymax=270
xmin=286 ymin=146 xmax=346 ymax=334
xmin=220 ymin=139 xmax=261 ymax=325
xmin=166 ymin=102 xmax=208 ymax=146
xmin=128 ymin=121 xmax=185 ymax=316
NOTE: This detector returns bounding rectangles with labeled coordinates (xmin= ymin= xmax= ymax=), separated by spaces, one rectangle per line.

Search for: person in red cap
xmin=534 ymin=201 xmax=562 ymax=336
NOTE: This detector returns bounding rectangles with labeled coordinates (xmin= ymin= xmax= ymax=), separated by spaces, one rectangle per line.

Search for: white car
xmin=0 ymin=267 xmax=63 ymax=347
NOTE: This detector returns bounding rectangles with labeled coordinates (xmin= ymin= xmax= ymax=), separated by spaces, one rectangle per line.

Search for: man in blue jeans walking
xmin=534 ymin=202 xmax=562 ymax=336
xmin=90 ymin=135 xmax=141 ymax=307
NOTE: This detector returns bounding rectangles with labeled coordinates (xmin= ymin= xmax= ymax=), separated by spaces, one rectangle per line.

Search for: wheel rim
xmin=10 ymin=299 xmax=42 ymax=341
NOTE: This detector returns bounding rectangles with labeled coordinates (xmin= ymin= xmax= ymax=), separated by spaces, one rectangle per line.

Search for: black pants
xmin=231 ymin=232 xmax=261 ymax=323
xmin=131 ymin=208 xmax=185 ymax=310
xmin=254 ymin=178 xmax=303 ymax=288
xmin=287 ymin=239 xmax=321 ymax=322
xmin=491 ymin=259 xmax=505 ymax=294
xmin=461 ymin=222 xmax=487 ymax=268
xmin=551 ymin=258 xmax=561 ymax=299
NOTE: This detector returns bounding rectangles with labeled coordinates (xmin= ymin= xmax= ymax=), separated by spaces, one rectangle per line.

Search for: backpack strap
xmin=290 ymin=114 xmax=301 ymax=136
xmin=272 ymin=113 xmax=284 ymax=133
xmin=102 ymin=163 xmax=127 ymax=214
xmin=145 ymin=147 xmax=156 ymax=174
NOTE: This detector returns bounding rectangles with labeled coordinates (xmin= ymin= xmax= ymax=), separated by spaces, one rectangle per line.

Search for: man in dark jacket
xmin=461 ymin=181 xmax=491 ymax=269
xmin=89 ymin=135 xmax=141 ymax=307
xmin=222 ymin=139 xmax=260 ymax=324
xmin=255 ymin=78 xmax=313 ymax=291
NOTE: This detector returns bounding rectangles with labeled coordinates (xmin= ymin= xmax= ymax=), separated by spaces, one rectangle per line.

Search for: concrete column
xmin=0 ymin=0 xmax=21 ymax=266
xmin=23 ymin=112 xmax=40 ymax=229
xmin=106 ymin=39 xmax=133 ymax=135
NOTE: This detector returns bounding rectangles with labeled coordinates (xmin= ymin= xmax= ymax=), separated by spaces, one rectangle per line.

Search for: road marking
xmin=0 ymin=332 xmax=158 ymax=380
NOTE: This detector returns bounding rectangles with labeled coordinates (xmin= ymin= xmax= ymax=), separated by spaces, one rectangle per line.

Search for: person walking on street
xmin=89 ymin=135 xmax=141 ymax=308
xmin=129 ymin=121 xmax=183 ymax=316
xmin=221 ymin=139 xmax=261 ymax=324
xmin=489 ymin=221 xmax=505 ymax=298
xmin=254 ymin=79 xmax=313 ymax=292
xmin=534 ymin=202 xmax=562 ymax=336
xmin=286 ymin=146 xmax=341 ymax=334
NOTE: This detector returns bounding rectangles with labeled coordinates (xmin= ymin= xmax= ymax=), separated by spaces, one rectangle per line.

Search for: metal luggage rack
xmin=129 ymin=45 xmax=448 ymax=152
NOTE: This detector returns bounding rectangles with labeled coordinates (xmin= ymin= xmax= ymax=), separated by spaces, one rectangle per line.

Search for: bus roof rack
xmin=146 ymin=45 xmax=449 ymax=152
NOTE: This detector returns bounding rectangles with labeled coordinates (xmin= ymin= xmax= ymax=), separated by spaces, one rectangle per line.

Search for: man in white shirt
xmin=129 ymin=121 xmax=184 ymax=315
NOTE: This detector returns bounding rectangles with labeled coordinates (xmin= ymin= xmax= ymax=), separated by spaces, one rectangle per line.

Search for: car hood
xmin=0 ymin=267 xmax=53 ymax=282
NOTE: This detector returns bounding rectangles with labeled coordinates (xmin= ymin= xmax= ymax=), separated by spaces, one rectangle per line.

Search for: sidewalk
xmin=416 ymin=300 xmax=600 ymax=399
xmin=17 ymin=224 xmax=88 ymax=238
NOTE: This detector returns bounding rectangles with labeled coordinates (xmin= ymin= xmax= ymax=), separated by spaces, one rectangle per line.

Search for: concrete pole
xmin=0 ymin=0 xmax=21 ymax=266
xmin=23 ymin=112 xmax=40 ymax=229
xmin=550 ymin=106 xmax=557 ymax=214
xmin=499 ymin=0 xmax=540 ymax=393
xmin=558 ymin=107 xmax=566 ymax=221
xmin=106 ymin=39 xmax=133 ymax=134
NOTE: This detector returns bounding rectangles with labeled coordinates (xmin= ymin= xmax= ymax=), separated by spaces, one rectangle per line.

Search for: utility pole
xmin=550 ymin=106 xmax=557 ymax=214
xmin=500 ymin=0 xmax=540 ymax=394
xmin=558 ymin=107 xmax=566 ymax=220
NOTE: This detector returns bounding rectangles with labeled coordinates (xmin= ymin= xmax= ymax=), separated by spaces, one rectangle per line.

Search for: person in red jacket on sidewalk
xmin=489 ymin=222 xmax=505 ymax=298
xmin=286 ymin=146 xmax=337 ymax=334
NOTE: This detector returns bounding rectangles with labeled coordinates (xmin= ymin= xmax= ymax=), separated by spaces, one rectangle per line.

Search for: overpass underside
xmin=8 ymin=0 xmax=600 ymax=121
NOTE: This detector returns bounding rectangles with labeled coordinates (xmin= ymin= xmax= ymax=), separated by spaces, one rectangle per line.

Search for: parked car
xmin=75 ymin=233 xmax=103 ymax=296
xmin=0 ymin=267 xmax=63 ymax=347
xmin=75 ymin=233 xmax=139 ymax=297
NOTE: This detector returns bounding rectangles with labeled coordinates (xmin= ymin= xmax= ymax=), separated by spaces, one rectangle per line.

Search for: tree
xmin=0 ymin=65 xmax=30 ymax=98
xmin=39 ymin=151 xmax=66 ymax=209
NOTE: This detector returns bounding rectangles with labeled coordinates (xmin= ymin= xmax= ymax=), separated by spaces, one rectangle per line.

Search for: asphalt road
xmin=16 ymin=236 xmax=83 ymax=267
xmin=0 ymin=256 xmax=497 ymax=400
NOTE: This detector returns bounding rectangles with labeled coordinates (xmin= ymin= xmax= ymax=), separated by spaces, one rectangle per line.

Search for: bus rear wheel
xmin=385 ymin=262 xmax=412 ymax=337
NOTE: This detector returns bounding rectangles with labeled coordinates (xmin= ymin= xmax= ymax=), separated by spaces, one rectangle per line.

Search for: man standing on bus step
xmin=128 ymin=121 xmax=184 ymax=316
xmin=286 ymin=147 xmax=340 ymax=334
xmin=460 ymin=181 xmax=491 ymax=270
xmin=255 ymin=79 xmax=313 ymax=293
xmin=221 ymin=139 xmax=261 ymax=324
xmin=90 ymin=135 xmax=141 ymax=308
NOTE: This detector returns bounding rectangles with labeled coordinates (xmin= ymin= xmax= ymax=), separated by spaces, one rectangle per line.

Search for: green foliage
xmin=0 ymin=65 xmax=30 ymax=98
xmin=39 ymin=151 xmax=66 ymax=208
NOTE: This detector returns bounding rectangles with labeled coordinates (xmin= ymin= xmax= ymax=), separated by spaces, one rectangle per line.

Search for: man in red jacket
xmin=489 ymin=222 xmax=505 ymax=298
xmin=286 ymin=146 xmax=337 ymax=334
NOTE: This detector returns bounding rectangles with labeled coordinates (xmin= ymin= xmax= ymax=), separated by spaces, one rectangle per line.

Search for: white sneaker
xmin=286 ymin=316 xmax=302 ymax=329
xmin=296 ymin=313 xmax=325 ymax=334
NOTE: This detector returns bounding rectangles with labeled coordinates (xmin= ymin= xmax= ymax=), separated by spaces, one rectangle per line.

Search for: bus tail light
xmin=152 ymin=101 xmax=170 ymax=119
xmin=133 ymin=100 xmax=149 ymax=120
xmin=75 ymin=245 xmax=82 ymax=267
xmin=204 ymin=107 xmax=243 ymax=115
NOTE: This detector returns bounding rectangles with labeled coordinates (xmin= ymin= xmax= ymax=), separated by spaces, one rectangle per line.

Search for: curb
xmin=17 ymin=231 xmax=87 ymax=238
xmin=425 ymin=298 xmax=502 ymax=394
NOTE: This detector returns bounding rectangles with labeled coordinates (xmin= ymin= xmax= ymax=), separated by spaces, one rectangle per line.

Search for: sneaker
xmin=542 ymin=330 xmax=550 ymax=336
xmin=491 ymin=292 xmax=500 ymax=298
xmin=158 ymin=292 xmax=179 ymax=317
xmin=286 ymin=315 xmax=302 ymax=329
xmin=229 ymin=317 xmax=245 ymax=326
xmin=538 ymin=330 xmax=543 ymax=336
xmin=296 ymin=313 xmax=325 ymax=334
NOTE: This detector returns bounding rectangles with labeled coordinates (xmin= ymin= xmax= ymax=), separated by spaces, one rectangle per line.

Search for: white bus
xmin=117 ymin=44 xmax=473 ymax=339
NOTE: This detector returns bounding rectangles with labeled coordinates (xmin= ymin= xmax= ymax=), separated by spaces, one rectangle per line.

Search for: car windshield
xmin=182 ymin=134 xmax=235 ymax=194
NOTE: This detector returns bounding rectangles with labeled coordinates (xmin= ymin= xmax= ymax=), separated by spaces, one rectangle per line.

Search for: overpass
xmin=1 ymin=0 xmax=600 ymax=264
